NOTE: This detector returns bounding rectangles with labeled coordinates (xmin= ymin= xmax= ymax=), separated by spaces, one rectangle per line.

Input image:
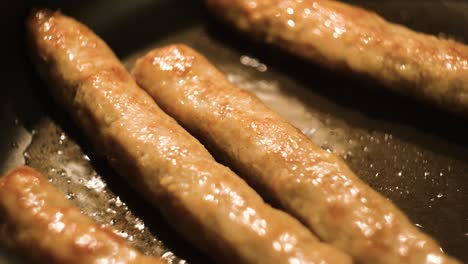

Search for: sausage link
xmin=0 ymin=166 xmax=163 ymax=264
xmin=205 ymin=0 xmax=468 ymax=115
xmin=132 ymin=44 xmax=460 ymax=264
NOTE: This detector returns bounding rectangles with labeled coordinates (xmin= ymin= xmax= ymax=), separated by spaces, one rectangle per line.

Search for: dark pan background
xmin=0 ymin=0 xmax=467 ymax=263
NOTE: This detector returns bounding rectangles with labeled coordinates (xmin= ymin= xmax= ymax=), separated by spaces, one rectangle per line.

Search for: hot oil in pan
xmin=20 ymin=25 xmax=467 ymax=262
xmin=23 ymin=119 xmax=188 ymax=264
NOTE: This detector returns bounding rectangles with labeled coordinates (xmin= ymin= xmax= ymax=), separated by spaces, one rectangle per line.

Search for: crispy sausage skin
xmin=132 ymin=44 xmax=461 ymax=264
xmin=27 ymin=9 xmax=352 ymax=264
xmin=0 ymin=166 xmax=162 ymax=264
xmin=205 ymin=0 xmax=468 ymax=114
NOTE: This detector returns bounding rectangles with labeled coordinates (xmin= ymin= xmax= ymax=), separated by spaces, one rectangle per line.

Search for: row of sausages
xmin=2 ymin=1 xmax=466 ymax=263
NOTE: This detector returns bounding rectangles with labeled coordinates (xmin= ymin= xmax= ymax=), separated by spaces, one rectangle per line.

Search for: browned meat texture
xmin=132 ymin=44 xmax=461 ymax=264
xmin=0 ymin=166 xmax=162 ymax=264
xmin=27 ymin=9 xmax=352 ymax=264
xmin=206 ymin=0 xmax=468 ymax=114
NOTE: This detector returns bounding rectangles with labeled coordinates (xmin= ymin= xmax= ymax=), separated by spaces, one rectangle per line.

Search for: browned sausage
xmin=27 ymin=9 xmax=351 ymax=264
xmin=0 ymin=166 xmax=163 ymax=264
xmin=205 ymin=0 xmax=468 ymax=115
xmin=132 ymin=44 xmax=461 ymax=264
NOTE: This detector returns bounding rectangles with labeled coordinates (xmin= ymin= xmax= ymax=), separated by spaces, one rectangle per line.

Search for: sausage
xmin=131 ymin=44 xmax=461 ymax=264
xmin=205 ymin=0 xmax=468 ymax=115
xmin=0 ymin=166 xmax=163 ymax=264
xmin=27 ymin=9 xmax=352 ymax=264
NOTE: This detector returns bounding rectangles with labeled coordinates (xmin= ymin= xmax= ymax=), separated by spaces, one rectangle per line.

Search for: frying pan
xmin=0 ymin=0 xmax=467 ymax=263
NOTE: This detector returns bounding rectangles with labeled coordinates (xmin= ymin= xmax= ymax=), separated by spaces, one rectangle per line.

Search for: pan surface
xmin=0 ymin=0 xmax=467 ymax=263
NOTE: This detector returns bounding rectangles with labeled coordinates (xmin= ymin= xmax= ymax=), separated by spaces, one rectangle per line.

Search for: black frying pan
xmin=1 ymin=1 xmax=467 ymax=263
